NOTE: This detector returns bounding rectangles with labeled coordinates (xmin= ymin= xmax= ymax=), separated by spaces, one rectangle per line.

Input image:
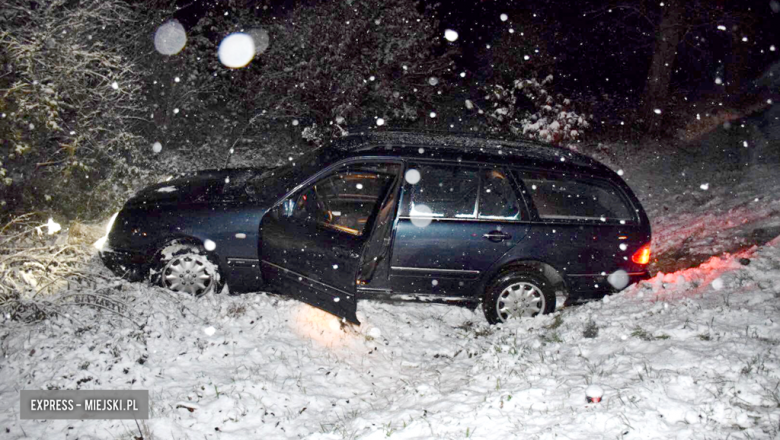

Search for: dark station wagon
xmin=101 ymin=131 xmax=652 ymax=324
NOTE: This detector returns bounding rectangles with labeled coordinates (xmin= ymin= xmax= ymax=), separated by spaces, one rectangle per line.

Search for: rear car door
xmin=512 ymin=169 xmax=644 ymax=294
xmin=389 ymin=162 xmax=530 ymax=297
xmin=259 ymin=161 xmax=401 ymax=324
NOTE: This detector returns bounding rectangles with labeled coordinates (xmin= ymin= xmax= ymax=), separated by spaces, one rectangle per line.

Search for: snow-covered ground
xmin=1 ymin=238 xmax=779 ymax=439
xmin=602 ymin=134 xmax=780 ymax=274
xmin=2 ymin=131 xmax=780 ymax=439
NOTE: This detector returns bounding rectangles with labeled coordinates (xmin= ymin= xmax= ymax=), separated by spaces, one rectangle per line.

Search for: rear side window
xmin=515 ymin=170 xmax=634 ymax=222
xmin=403 ymin=165 xmax=479 ymax=218
xmin=478 ymin=169 xmax=522 ymax=220
xmin=400 ymin=164 xmax=525 ymax=221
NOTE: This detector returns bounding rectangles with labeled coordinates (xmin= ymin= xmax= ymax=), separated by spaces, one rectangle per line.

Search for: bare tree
xmin=641 ymin=0 xmax=684 ymax=130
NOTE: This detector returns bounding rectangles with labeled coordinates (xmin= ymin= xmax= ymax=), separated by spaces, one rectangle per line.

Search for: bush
xmin=477 ymin=75 xmax=592 ymax=145
xmin=0 ymin=0 xmax=151 ymax=221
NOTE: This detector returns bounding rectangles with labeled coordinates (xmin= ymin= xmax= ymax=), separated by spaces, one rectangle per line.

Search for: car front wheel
xmin=151 ymin=243 xmax=221 ymax=297
xmin=483 ymin=269 xmax=555 ymax=324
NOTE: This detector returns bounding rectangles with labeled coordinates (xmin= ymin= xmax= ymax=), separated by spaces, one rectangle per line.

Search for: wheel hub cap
xmin=162 ymin=255 xmax=213 ymax=296
xmin=496 ymin=281 xmax=545 ymax=322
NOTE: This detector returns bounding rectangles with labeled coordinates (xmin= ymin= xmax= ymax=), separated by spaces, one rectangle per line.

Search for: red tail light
xmin=632 ymin=243 xmax=651 ymax=265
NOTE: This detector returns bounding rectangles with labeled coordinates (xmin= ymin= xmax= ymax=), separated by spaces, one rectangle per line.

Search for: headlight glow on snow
xmin=291 ymin=304 xmax=350 ymax=347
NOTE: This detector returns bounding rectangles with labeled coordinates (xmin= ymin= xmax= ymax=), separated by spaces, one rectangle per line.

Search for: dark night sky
xmin=432 ymin=0 xmax=780 ymax=100
xmin=173 ymin=0 xmax=780 ymax=104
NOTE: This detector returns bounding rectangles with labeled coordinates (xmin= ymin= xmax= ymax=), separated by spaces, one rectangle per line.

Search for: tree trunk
xmin=642 ymin=0 xmax=685 ymax=132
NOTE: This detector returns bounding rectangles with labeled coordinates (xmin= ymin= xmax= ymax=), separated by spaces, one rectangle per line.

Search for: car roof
xmin=324 ymin=130 xmax=609 ymax=174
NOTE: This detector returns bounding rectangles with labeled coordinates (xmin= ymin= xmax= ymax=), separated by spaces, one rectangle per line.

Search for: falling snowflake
xmin=154 ymin=20 xmax=187 ymax=55
xmin=405 ymin=169 xmax=421 ymax=184
xmin=444 ymin=29 xmax=458 ymax=42
xmin=218 ymin=33 xmax=256 ymax=68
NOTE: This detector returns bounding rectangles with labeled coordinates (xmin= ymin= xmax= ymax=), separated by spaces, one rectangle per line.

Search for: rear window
xmin=515 ymin=170 xmax=634 ymax=222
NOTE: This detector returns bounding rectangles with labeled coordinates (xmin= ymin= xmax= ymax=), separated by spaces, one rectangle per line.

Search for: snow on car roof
xmin=333 ymin=131 xmax=602 ymax=170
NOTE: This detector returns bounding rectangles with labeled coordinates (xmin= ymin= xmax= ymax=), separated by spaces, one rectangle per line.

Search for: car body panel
xmin=102 ymin=131 xmax=652 ymax=322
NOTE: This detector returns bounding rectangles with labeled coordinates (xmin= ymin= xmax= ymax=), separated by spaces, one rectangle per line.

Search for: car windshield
xmin=247 ymin=146 xmax=331 ymax=200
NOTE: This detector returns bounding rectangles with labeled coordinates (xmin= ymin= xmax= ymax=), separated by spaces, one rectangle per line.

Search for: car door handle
xmin=483 ymin=231 xmax=512 ymax=242
xmin=334 ymin=246 xmax=360 ymax=260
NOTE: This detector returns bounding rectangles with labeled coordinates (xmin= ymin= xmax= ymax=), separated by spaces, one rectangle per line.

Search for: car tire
xmin=150 ymin=242 xmax=222 ymax=297
xmin=483 ymin=268 xmax=555 ymax=324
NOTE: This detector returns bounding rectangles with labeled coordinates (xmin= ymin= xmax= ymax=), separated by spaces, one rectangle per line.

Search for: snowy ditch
xmin=1 ymin=238 xmax=779 ymax=439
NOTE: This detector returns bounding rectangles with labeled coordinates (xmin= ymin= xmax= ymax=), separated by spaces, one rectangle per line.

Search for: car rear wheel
xmin=151 ymin=243 xmax=221 ymax=297
xmin=483 ymin=269 xmax=555 ymax=324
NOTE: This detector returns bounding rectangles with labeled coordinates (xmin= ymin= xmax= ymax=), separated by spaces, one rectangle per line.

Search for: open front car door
xmin=259 ymin=161 xmax=402 ymax=324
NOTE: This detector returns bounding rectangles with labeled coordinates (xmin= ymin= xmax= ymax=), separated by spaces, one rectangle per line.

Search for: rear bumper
xmin=565 ymin=271 xmax=650 ymax=300
xmin=100 ymin=247 xmax=148 ymax=282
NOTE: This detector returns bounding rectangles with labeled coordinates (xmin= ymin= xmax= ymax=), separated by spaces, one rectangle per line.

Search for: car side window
xmin=401 ymin=164 xmax=479 ymax=219
xmin=515 ymin=170 xmax=634 ymax=222
xmin=285 ymin=163 xmax=399 ymax=236
xmin=478 ymin=168 xmax=523 ymax=220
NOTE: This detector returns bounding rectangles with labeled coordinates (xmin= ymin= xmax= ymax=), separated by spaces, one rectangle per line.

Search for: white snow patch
xmin=156 ymin=186 xmax=176 ymax=193
xmin=203 ymin=326 xmax=216 ymax=336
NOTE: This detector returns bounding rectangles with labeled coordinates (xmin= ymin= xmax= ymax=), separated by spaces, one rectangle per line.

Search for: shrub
xmin=0 ymin=0 xmax=151 ymax=220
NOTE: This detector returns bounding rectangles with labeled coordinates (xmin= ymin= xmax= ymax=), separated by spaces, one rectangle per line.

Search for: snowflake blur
xmin=218 ymin=33 xmax=256 ymax=68
xmin=154 ymin=20 xmax=187 ymax=55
